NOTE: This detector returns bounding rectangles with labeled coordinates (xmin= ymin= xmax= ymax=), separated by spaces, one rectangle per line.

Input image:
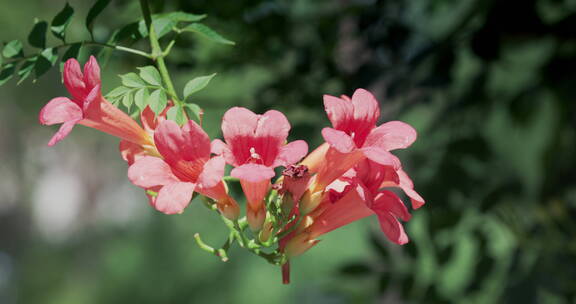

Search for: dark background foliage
xmin=0 ymin=0 xmax=575 ymax=303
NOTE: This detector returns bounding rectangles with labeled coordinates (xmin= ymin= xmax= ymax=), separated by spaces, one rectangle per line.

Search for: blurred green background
xmin=1 ymin=0 xmax=576 ymax=303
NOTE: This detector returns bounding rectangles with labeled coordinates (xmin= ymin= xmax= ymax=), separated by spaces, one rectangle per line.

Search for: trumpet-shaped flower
xmin=119 ymin=105 xmax=170 ymax=165
xmin=285 ymin=159 xmax=423 ymax=258
xmin=128 ymin=120 xmax=239 ymax=219
xmin=39 ymin=56 xmax=151 ymax=147
xmin=212 ymin=107 xmax=308 ymax=231
xmin=312 ymin=88 xmax=417 ymax=190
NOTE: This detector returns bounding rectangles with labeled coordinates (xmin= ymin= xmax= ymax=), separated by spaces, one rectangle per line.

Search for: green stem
xmin=2 ymin=41 xmax=150 ymax=65
xmin=139 ymin=0 xmax=182 ymax=105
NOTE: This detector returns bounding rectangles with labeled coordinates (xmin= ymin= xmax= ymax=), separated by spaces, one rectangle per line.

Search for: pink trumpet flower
xmin=285 ymin=159 xmax=422 ymax=258
xmin=128 ymin=120 xmax=239 ymax=219
xmin=212 ymin=107 xmax=308 ymax=231
xmin=315 ymin=88 xmax=417 ymax=189
xmin=39 ymin=56 xmax=152 ymax=147
xmin=119 ymin=105 xmax=171 ymax=165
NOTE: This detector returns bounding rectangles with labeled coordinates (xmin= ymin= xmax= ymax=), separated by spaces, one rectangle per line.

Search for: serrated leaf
xmin=181 ymin=23 xmax=235 ymax=45
xmin=138 ymin=66 xmax=162 ymax=86
xmin=17 ymin=58 xmax=37 ymax=84
xmin=0 ymin=64 xmax=15 ymax=86
xmin=120 ymin=72 xmax=146 ymax=88
xmin=149 ymin=89 xmax=167 ymax=114
xmin=51 ymin=2 xmax=74 ymax=42
xmin=86 ymin=0 xmax=111 ymax=36
xmin=35 ymin=48 xmax=58 ymax=79
xmin=184 ymin=103 xmax=203 ymax=123
xmin=122 ymin=91 xmax=133 ymax=111
xmin=106 ymin=86 xmax=131 ymax=98
xmin=28 ymin=20 xmax=48 ymax=49
xmin=3 ymin=40 xmax=23 ymax=58
xmin=134 ymin=88 xmax=149 ymax=110
xmin=160 ymin=12 xmax=206 ymax=23
xmin=183 ymin=73 xmax=216 ymax=99
xmin=167 ymin=106 xmax=186 ymax=125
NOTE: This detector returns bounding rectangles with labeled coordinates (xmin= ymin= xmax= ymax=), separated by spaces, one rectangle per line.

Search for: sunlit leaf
xmin=167 ymin=106 xmax=186 ymax=125
xmin=122 ymin=91 xmax=133 ymax=111
xmin=149 ymin=89 xmax=167 ymax=114
xmin=183 ymin=73 xmax=216 ymax=99
xmin=184 ymin=103 xmax=203 ymax=123
xmin=106 ymin=86 xmax=131 ymax=98
xmin=28 ymin=20 xmax=48 ymax=49
xmin=51 ymin=2 xmax=74 ymax=42
xmin=138 ymin=66 xmax=162 ymax=86
xmin=2 ymin=40 xmax=23 ymax=58
xmin=120 ymin=72 xmax=146 ymax=88
xmin=134 ymin=88 xmax=149 ymax=111
xmin=86 ymin=0 xmax=111 ymax=36
xmin=181 ymin=23 xmax=235 ymax=45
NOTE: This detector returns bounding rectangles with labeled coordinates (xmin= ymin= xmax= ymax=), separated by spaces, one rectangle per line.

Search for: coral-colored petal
xmin=39 ymin=97 xmax=83 ymax=125
xmin=324 ymin=94 xmax=353 ymax=129
xmin=322 ymin=127 xmax=355 ymax=153
xmin=373 ymin=190 xmax=411 ymax=221
xmin=273 ymin=140 xmax=309 ymax=167
xmin=119 ymin=140 xmax=145 ymax=165
xmin=211 ymin=139 xmax=237 ymax=166
xmin=155 ymin=120 xmax=210 ymax=165
xmin=377 ymin=212 xmax=409 ymax=245
xmin=397 ymin=168 xmax=425 ymax=209
xmin=47 ymin=119 xmax=81 ymax=146
xmin=154 ymin=182 xmax=195 ymax=214
xmin=63 ymin=58 xmax=86 ymax=101
xmin=364 ymin=121 xmax=417 ymax=151
xmin=128 ymin=156 xmax=178 ymax=188
xmin=300 ymin=142 xmax=329 ymax=173
xmin=361 ymin=146 xmax=401 ymax=169
xmin=83 ymin=55 xmax=101 ymax=89
xmin=255 ymin=110 xmax=290 ymax=140
xmin=231 ymin=163 xmax=275 ymax=183
xmin=222 ymin=107 xmax=259 ymax=143
xmin=198 ymin=156 xmax=225 ymax=189
xmin=350 ymin=89 xmax=380 ymax=125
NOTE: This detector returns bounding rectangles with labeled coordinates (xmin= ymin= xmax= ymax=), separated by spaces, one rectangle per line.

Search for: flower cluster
xmin=40 ymin=57 xmax=425 ymax=283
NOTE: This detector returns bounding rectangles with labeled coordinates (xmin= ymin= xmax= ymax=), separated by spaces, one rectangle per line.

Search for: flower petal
xmin=361 ymin=146 xmax=401 ymax=169
xmin=155 ymin=120 xmax=210 ymax=165
xmin=154 ymin=182 xmax=195 ymax=214
xmin=197 ymin=156 xmax=226 ymax=189
xmin=322 ymin=127 xmax=355 ymax=153
xmin=273 ymin=140 xmax=309 ymax=167
xmin=119 ymin=140 xmax=145 ymax=165
xmin=364 ymin=121 xmax=417 ymax=151
xmin=254 ymin=110 xmax=290 ymax=143
xmin=83 ymin=55 xmax=101 ymax=90
xmin=376 ymin=212 xmax=409 ymax=245
xmin=128 ymin=156 xmax=178 ymax=188
xmin=231 ymin=163 xmax=275 ymax=183
xmin=63 ymin=58 xmax=86 ymax=101
xmin=47 ymin=120 xmax=81 ymax=146
xmin=222 ymin=107 xmax=259 ymax=143
xmin=324 ymin=94 xmax=353 ymax=129
xmin=373 ymin=190 xmax=411 ymax=221
xmin=39 ymin=97 xmax=83 ymax=125
xmin=397 ymin=168 xmax=425 ymax=209
xmin=350 ymin=88 xmax=380 ymax=126
xmin=211 ymin=139 xmax=237 ymax=166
